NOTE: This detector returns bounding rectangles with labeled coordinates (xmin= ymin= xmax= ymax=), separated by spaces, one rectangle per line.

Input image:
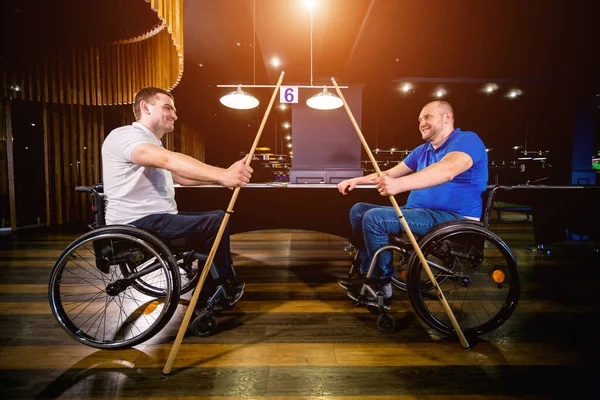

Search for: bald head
xmin=423 ymin=100 xmax=454 ymax=121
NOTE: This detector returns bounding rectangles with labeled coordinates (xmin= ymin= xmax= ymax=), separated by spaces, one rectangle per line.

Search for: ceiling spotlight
xmin=282 ymin=122 xmax=290 ymax=129
xmin=434 ymin=89 xmax=446 ymax=98
xmin=400 ymin=83 xmax=413 ymax=93
xmin=219 ymin=85 xmax=259 ymax=110
xmin=271 ymin=57 xmax=281 ymax=67
xmin=505 ymin=88 xmax=523 ymax=99
xmin=482 ymin=83 xmax=498 ymax=94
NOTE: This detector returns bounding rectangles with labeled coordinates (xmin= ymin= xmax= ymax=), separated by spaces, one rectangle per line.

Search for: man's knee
xmin=362 ymin=208 xmax=383 ymax=230
xmin=350 ymin=202 xmax=371 ymax=220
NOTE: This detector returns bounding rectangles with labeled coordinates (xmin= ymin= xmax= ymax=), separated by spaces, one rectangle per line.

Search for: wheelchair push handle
xmin=75 ymin=184 xmax=104 ymax=194
xmin=75 ymin=184 xmax=106 ymax=228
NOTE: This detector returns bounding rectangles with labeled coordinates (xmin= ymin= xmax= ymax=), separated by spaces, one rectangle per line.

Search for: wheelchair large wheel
xmin=49 ymin=226 xmax=181 ymax=349
xmin=406 ymin=224 xmax=520 ymax=337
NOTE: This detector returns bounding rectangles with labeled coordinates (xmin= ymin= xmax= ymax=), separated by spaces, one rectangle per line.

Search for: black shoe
xmin=225 ymin=280 xmax=245 ymax=306
xmin=338 ymin=275 xmax=366 ymax=290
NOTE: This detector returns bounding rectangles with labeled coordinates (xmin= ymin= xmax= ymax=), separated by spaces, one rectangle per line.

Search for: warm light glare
xmin=278 ymin=104 xmax=287 ymax=110
xmin=304 ymin=0 xmax=316 ymax=10
xmin=287 ymin=143 xmax=292 ymax=148
xmin=271 ymin=57 xmax=281 ymax=67
xmin=285 ymin=135 xmax=291 ymax=140
xmin=282 ymin=122 xmax=291 ymax=129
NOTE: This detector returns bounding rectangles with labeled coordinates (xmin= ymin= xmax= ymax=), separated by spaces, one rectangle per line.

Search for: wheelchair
xmin=344 ymin=185 xmax=521 ymax=338
xmin=48 ymin=184 xmax=235 ymax=349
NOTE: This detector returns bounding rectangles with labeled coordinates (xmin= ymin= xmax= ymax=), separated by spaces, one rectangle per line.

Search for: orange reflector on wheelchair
xmin=399 ymin=269 xmax=407 ymax=281
xmin=144 ymin=300 xmax=160 ymax=315
xmin=492 ymin=269 xmax=505 ymax=284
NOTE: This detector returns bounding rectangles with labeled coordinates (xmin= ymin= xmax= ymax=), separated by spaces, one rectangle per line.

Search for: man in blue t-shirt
xmin=336 ymin=100 xmax=488 ymax=308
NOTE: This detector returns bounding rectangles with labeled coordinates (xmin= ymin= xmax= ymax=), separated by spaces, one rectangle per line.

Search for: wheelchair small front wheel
xmin=377 ymin=314 xmax=396 ymax=333
xmin=192 ymin=310 xmax=218 ymax=337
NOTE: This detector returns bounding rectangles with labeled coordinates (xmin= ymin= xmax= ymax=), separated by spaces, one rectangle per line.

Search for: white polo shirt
xmin=101 ymin=122 xmax=177 ymax=225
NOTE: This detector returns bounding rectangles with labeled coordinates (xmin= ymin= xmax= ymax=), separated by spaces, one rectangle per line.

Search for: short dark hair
xmin=133 ymin=87 xmax=174 ymax=120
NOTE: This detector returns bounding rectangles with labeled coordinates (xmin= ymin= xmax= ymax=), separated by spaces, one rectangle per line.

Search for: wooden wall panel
xmin=0 ymin=0 xmax=187 ymax=227
xmin=179 ymin=122 xmax=206 ymax=163
xmin=0 ymin=0 xmax=183 ymax=107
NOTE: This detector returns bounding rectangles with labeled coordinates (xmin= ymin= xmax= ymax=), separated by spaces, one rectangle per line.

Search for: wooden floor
xmin=1 ymin=213 xmax=599 ymax=399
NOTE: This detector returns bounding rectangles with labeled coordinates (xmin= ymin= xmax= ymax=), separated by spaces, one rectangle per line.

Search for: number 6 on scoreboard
xmin=280 ymin=86 xmax=298 ymax=104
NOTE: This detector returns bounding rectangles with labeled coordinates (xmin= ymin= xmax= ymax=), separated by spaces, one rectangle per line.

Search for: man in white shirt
xmin=102 ymin=87 xmax=253 ymax=305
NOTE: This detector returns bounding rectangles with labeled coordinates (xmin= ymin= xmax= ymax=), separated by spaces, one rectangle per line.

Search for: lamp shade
xmin=306 ymin=87 xmax=343 ymax=110
xmin=219 ymin=85 xmax=259 ymax=109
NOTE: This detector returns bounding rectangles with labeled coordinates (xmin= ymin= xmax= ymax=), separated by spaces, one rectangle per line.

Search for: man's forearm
xmin=398 ymin=162 xmax=455 ymax=192
xmin=165 ymin=153 xmax=225 ymax=184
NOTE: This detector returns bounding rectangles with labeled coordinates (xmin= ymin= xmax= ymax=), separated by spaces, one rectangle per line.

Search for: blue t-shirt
xmin=403 ymin=128 xmax=488 ymax=218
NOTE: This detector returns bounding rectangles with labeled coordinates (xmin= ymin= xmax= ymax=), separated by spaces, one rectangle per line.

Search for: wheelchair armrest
xmin=390 ymin=233 xmax=420 ymax=247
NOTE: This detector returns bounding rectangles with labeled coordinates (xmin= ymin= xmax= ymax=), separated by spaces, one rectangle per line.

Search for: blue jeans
xmin=130 ymin=210 xmax=236 ymax=282
xmin=349 ymin=202 xmax=465 ymax=279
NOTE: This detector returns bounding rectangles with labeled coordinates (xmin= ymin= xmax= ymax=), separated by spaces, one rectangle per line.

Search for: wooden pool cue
xmin=330 ymin=77 xmax=470 ymax=350
xmin=162 ymin=71 xmax=286 ymax=376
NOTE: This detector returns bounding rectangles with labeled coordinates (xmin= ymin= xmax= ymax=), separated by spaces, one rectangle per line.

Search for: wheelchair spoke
xmin=49 ymin=227 xmax=179 ymax=349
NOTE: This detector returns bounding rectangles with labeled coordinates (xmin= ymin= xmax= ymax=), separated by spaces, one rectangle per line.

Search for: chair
xmin=344 ymin=185 xmax=521 ymax=337
xmin=48 ymin=184 xmax=234 ymax=349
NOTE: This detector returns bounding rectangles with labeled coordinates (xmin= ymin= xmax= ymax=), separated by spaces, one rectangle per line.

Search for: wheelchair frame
xmin=344 ymin=185 xmax=521 ymax=338
xmin=48 ymin=185 xmax=235 ymax=349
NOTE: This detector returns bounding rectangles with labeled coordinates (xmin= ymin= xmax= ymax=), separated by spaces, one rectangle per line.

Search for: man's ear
xmin=140 ymin=100 xmax=151 ymax=115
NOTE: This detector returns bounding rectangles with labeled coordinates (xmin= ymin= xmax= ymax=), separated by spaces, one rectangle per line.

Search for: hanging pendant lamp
xmin=305 ymin=6 xmax=342 ymax=111
xmin=219 ymin=0 xmax=260 ymax=110
xmin=306 ymin=86 xmax=343 ymax=110
xmin=219 ymin=85 xmax=259 ymax=110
